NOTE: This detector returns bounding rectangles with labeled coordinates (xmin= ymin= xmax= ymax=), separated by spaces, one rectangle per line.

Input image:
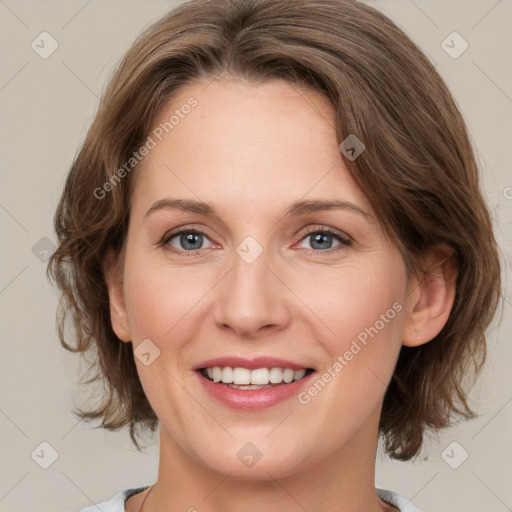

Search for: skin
xmin=106 ymin=77 xmax=457 ymax=512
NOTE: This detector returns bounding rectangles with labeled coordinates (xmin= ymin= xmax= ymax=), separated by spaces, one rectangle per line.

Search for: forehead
xmin=131 ymin=78 xmax=370 ymax=218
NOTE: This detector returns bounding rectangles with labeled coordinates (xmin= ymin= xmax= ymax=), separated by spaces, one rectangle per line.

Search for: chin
xmin=193 ymin=440 xmax=312 ymax=481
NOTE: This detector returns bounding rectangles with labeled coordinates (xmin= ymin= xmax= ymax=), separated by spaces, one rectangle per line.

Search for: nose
xmin=213 ymin=243 xmax=291 ymax=339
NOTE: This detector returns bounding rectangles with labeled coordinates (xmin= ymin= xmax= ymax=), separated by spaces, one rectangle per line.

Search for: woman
xmin=49 ymin=0 xmax=501 ymax=511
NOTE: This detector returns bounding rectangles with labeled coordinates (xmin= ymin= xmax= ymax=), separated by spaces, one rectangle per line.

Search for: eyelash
xmin=159 ymin=226 xmax=351 ymax=257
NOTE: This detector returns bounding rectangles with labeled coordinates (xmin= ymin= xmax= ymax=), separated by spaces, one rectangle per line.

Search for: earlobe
xmin=103 ymin=250 xmax=132 ymax=342
xmin=402 ymin=245 xmax=457 ymax=347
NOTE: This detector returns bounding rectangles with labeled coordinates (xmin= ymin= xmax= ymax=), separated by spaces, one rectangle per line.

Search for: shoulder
xmin=64 ymin=487 xmax=150 ymax=512
xmin=376 ymin=488 xmax=422 ymax=512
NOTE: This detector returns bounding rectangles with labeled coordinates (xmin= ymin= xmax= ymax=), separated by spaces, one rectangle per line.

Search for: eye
xmin=297 ymin=228 xmax=351 ymax=252
xmin=160 ymin=226 xmax=351 ymax=256
xmin=162 ymin=229 xmax=215 ymax=255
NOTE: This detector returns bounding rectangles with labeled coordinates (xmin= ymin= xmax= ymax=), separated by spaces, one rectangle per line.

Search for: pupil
xmin=181 ymin=232 xmax=201 ymax=250
xmin=311 ymin=233 xmax=332 ymax=250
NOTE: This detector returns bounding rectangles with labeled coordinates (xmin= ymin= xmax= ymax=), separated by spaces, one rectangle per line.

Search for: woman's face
xmin=110 ymin=78 xmax=415 ymax=478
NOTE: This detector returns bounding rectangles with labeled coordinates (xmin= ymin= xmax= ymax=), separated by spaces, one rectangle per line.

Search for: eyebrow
xmin=145 ymin=198 xmax=373 ymax=221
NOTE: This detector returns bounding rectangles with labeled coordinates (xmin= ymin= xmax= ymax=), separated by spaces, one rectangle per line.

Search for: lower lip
xmin=196 ymin=371 xmax=316 ymax=410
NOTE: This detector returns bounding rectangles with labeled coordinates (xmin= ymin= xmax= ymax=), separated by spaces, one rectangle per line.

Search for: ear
xmin=103 ymin=249 xmax=132 ymax=342
xmin=402 ymin=244 xmax=457 ymax=347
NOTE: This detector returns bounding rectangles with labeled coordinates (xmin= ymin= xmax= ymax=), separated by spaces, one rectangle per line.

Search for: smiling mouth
xmin=199 ymin=366 xmax=315 ymax=389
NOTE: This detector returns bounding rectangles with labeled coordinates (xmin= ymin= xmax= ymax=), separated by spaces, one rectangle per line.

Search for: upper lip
xmin=194 ymin=356 xmax=314 ymax=371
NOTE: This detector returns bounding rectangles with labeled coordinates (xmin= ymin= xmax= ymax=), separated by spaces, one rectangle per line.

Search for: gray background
xmin=0 ymin=1 xmax=511 ymax=511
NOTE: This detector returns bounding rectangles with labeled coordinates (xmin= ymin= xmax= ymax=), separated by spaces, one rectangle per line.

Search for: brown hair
xmin=48 ymin=0 xmax=501 ymax=460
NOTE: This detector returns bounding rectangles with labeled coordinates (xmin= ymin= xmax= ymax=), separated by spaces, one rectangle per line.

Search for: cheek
xmin=298 ymin=263 xmax=407 ymax=413
xmin=120 ymin=256 xmax=210 ymax=420
xmin=293 ymin=267 xmax=406 ymax=427
xmin=124 ymin=261 xmax=209 ymax=343
xmin=300 ymin=262 xmax=406 ymax=346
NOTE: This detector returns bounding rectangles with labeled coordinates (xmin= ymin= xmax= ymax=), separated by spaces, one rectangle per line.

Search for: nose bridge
xmin=214 ymin=235 xmax=289 ymax=336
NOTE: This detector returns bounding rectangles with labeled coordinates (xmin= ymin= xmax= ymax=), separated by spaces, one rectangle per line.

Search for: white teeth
xmin=233 ymin=367 xmax=251 ymax=384
xmin=203 ymin=366 xmax=310 ymax=385
xmin=250 ymin=368 xmax=269 ymax=385
xmin=221 ymin=367 xmax=234 ymax=383
xmin=212 ymin=367 xmax=222 ymax=382
xmin=293 ymin=369 xmax=306 ymax=381
xmin=269 ymin=367 xmax=283 ymax=383
xmin=283 ymin=368 xmax=294 ymax=383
